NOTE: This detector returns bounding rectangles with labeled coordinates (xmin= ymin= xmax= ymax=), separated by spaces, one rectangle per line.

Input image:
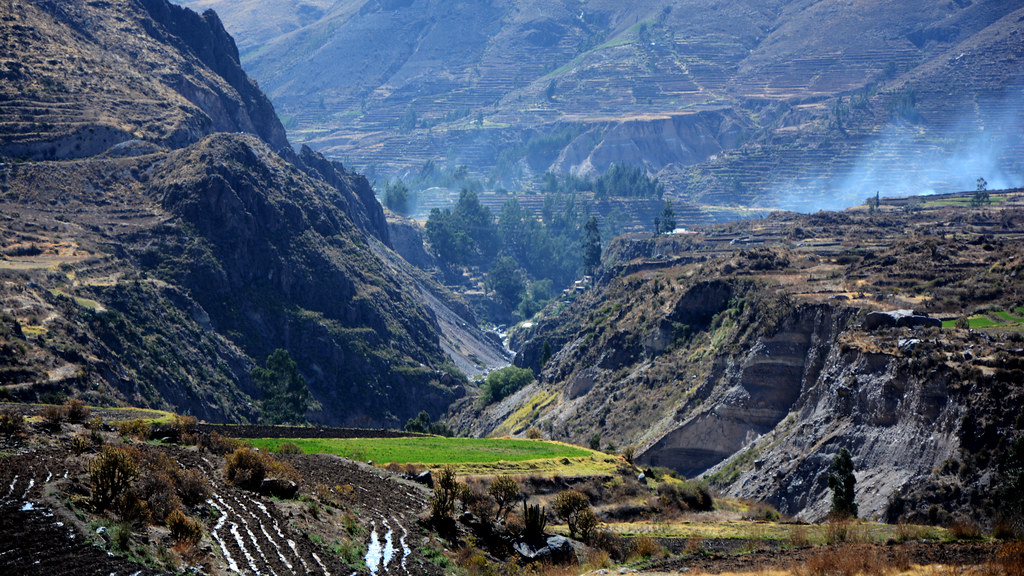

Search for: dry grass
xmin=795 ymin=544 xmax=892 ymax=576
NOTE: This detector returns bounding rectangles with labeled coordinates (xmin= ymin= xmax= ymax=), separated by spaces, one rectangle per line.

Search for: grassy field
xmin=942 ymin=313 xmax=1019 ymax=329
xmin=596 ymin=518 xmax=947 ymax=543
xmin=245 ymin=436 xmax=619 ymax=476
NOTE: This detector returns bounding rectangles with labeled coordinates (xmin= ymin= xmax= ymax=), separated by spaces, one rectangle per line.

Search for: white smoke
xmin=771 ymin=96 xmax=1024 ymax=212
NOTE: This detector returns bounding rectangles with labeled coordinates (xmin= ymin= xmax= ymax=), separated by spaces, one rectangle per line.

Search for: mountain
xmin=0 ymin=0 xmax=507 ymax=426
xmin=173 ymin=0 xmax=1024 ymax=215
xmin=449 ymin=191 xmax=1024 ymax=522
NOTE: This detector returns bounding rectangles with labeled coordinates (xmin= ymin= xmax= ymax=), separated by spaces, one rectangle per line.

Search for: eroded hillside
xmin=0 ymin=0 xmax=507 ymax=426
xmin=451 ymin=192 xmax=1024 ymax=522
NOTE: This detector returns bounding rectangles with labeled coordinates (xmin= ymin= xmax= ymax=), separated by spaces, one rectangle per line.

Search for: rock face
xmin=637 ymin=305 xmax=853 ymax=477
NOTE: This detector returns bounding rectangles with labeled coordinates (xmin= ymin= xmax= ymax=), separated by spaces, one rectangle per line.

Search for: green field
xmin=245 ymin=436 xmax=612 ymax=475
xmin=942 ymin=313 xmax=1015 ymax=329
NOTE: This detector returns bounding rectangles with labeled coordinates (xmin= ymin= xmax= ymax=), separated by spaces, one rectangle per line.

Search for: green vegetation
xmin=479 ymin=365 xmax=535 ymax=405
xmin=244 ymin=435 xmax=594 ymax=466
xmin=252 ymin=349 xmax=311 ymax=425
xmin=829 ymin=447 xmax=858 ymax=518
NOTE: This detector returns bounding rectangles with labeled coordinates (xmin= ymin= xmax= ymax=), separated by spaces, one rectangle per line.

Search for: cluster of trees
xmin=381 ymin=160 xmax=484 ymax=216
xmin=425 ymin=189 xmax=603 ymax=317
xmin=542 ymin=163 xmax=664 ymax=201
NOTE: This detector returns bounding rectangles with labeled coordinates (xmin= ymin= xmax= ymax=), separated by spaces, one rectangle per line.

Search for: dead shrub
xmin=114 ymin=489 xmax=151 ymax=524
xmin=824 ymin=517 xmax=852 ymax=544
xmin=41 ymin=404 xmax=65 ymax=430
xmin=172 ymin=415 xmax=199 ymax=445
xmin=64 ymin=398 xmax=90 ymax=423
xmin=176 ymin=468 xmax=211 ymax=507
xmin=226 ymin=447 xmax=266 ymax=490
xmin=626 ymin=535 xmax=666 ymax=561
xmin=948 ymin=517 xmax=984 ymax=540
xmin=166 ymin=509 xmax=203 ymax=547
xmin=0 ymin=406 xmax=26 ymax=435
xmin=789 ymin=524 xmax=810 ymax=547
xmin=138 ymin=471 xmax=182 ymax=523
xmin=200 ymin=431 xmax=245 ymax=455
xmin=993 ymin=541 xmax=1024 ymax=576
xmin=225 ymin=447 xmax=300 ymax=492
xmin=90 ymin=446 xmax=139 ymax=511
xmin=797 ymin=544 xmax=889 ymax=576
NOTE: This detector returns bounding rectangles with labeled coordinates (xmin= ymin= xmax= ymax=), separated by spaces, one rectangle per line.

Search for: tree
xmin=486 ymin=257 xmax=527 ymax=308
xmin=253 ymin=349 xmax=311 ymax=425
xmin=552 ymin=489 xmax=593 ymax=539
xmin=479 ymin=366 xmax=535 ymax=405
xmin=656 ymin=201 xmax=676 ymax=234
xmin=582 ymin=216 xmax=602 ymax=272
xmin=972 ymin=177 xmax=990 ymax=207
xmin=828 ymin=447 xmax=858 ymax=518
xmin=488 ymin=475 xmax=520 ymax=521
xmin=383 ymin=179 xmax=409 ymax=214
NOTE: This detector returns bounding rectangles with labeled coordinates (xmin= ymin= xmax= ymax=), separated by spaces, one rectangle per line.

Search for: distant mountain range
xmin=175 ymin=0 xmax=1024 ymax=213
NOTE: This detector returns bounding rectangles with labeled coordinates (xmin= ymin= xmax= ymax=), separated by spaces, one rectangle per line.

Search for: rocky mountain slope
xmin=0 ymin=0 xmax=506 ymax=425
xmin=174 ymin=0 xmax=1024 ymax=212
xmin=450 ymin=191 xmax=1024 ymax=522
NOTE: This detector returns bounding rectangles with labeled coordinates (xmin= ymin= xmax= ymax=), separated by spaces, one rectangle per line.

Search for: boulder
xmin=863 ymin=310 xmax=941 ymax=330
xmin=260 ymin=477 xmax=299 ymax=499
xmin=513 ymin=535 xmax=575 ymax=564
xmin=414 ymin=470 xmax=434 ymax=488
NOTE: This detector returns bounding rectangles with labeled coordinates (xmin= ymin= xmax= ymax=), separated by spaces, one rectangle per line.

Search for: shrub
xmin=798 ymin=543 xmax=887 ymax=576
xmin=488 ymin=475 xmax=520 ymax=520
xmin=575 ymin=506 xmax=599 ymax=542
xmin=225 ymin=448 xmax=266 ymax=490
xmin=114 ymin=489 xmax=150 ymax=524
xmin=993 ymin=541 xmax=1024 ymax=576
xmin=139 ymin=471 xmax=182 ymax=523
xmin=69 ymin=434 xmax=91 ymax=455
xmin=64 ymin=398 xmax=90 ymax=423
xmin=118 ymin=419 xmax=151 ymax=441
xmin=85 ymin=415 xmax=104 ymax=430
xmin=525 ymin=428 xmax=543 ymax=440
xmin=627 ymin=535 xmax=665 ymax=561
xmin=171 ymin=468 xmax=209 ymax=508
xmin=430 ymin=466 xmax=458 ymax=521
xmin=200 ymin=431 xmax=245 ymax=455
xmin=166 ymin=509 xmax=203 ymax=547
xmin=552 ymin=489 xmax=592 ymax=539
xmin=523 ymin=502 xmax=547 ymax=542
xmin=0 ymin=406 xmax=25 ymax=435
xmin=657 ymin=480 xmax=714 ymax=513
xmin=172 ymin=415 xmax=198 ymax=444
xmin=744 ymin=502 xmax=781 ymax=522
xmin=479 ymin=366 xmax=534 ymax=405
xmin=948 ymin=518 xmax=984 ymax=540
xmin=90 ymin=447 xmax=139 ymax=511
xmin=41 ymin=404 xmax=65 ymax=431
xmin=276 ymin=441 xmax=303 ymax=455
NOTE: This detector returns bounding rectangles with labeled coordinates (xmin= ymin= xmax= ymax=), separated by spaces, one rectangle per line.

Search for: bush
xmin=114 ymin=489 xmax=150 ymax=524
xmin=225 ymin=448 xmax=266 ymax=490
xmin=430 ymin=466 xmax=458 ymax=521
xmin=90 ymin=447 xmax=139 ymax=511
xmin=627 ymin=535 xmax=665 ymax=561
xmin=276 ymin=441 xmax=303 ymax=455
xmin=64 ymin=398 xmax=90 ymax=423
xmin=118 ymin=419 xmax=151 ymax=441
xmin=200 ymin=431 xmax=245 ymax=455
xmin=657 ymin=480 xmax=714 ymax=513
xmin=993 ymin=541 xmax=1024 ymax=576
xmin=166 ymin=509 xmax=203 ymax=547
xmin=488 ymin=475 xmax=520 ymax=520
xmin=41 ymin=404 xmax=65 ymax=431
xmin=176 ymin=469 xmax=211 ymax=507
xmin=948 ymin=518 xmax=984 ymax=540
xmin=479 ymin=366 xmax=534 ymax=405
xmin=552 ymin=489 xmax=592 ymax=539
xmin=138 ymin=471 xmax=182 ymax=523
xmin=0 ymin=406 xmax=26 ymax=435
xmin=744 ymin=502 xmax=781 ymax=522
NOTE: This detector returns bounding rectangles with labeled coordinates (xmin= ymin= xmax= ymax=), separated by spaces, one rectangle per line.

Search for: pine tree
xmin=582 ymin=216 xmax=602 ymax=272
xmin=828 ymin=447 xmax=858 ymax=518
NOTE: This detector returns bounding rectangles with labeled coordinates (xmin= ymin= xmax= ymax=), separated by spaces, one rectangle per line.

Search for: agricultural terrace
xmin=244 ymin=436 xmax=619 ymax=476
